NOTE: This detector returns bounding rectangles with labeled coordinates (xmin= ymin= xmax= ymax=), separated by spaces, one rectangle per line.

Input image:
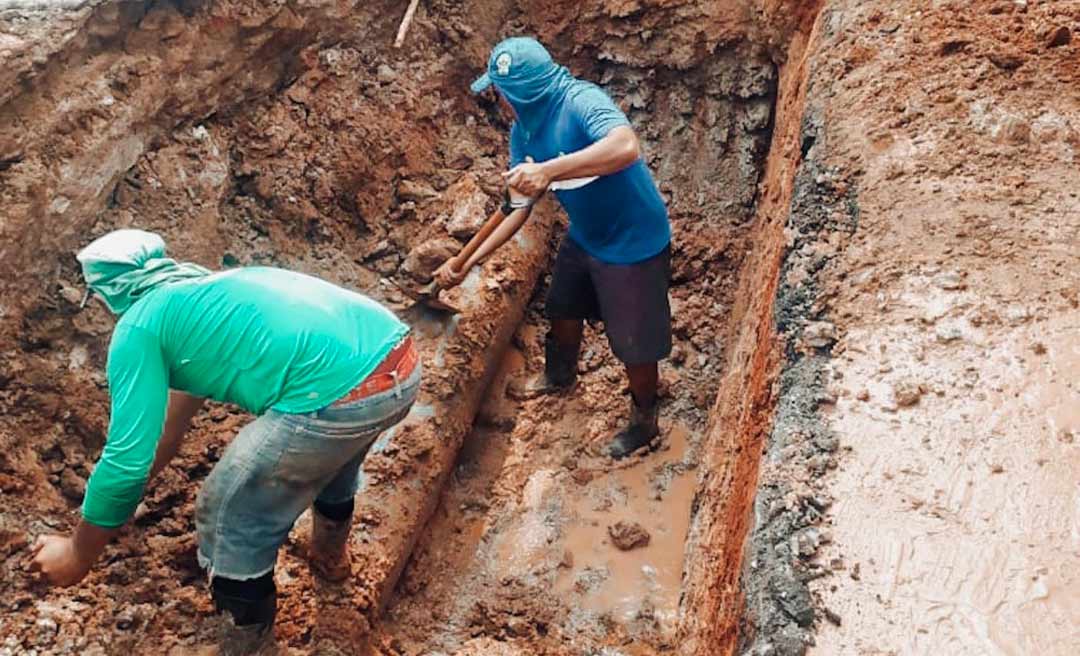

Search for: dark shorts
xmin=546 ymin=238 xmax=672 ymax=365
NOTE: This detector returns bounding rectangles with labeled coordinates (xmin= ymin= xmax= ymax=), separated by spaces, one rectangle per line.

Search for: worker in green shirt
xmin=30 ymin=229 xmax=421 ymax=655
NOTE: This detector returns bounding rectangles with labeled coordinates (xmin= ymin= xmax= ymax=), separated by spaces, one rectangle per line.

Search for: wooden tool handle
xmin=452 ymin=206 xmax=509 ymax=269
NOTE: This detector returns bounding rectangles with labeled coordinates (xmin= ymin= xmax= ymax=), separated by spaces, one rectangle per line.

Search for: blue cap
xmin=470 ymin=37 xmax=555 ymax=94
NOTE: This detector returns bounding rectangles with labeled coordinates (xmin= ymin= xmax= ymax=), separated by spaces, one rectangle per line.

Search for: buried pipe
xmin=347 ymin=199 xmax=558 ymax=612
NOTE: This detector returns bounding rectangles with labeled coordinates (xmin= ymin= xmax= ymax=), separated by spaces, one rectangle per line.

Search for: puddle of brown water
xmin=553 ymin=423 xmax=695 ymax=633
xmin=382 ymin=337 xmax=705 ymax=651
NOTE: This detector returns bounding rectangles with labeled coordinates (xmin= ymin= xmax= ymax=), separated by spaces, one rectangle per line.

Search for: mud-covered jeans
xmin=195 ymin=363 xmax=421 ymax=580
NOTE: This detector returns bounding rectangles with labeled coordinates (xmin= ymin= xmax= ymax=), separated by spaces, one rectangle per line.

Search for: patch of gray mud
xmin=738 ymin=109 xmax=859 ymax=656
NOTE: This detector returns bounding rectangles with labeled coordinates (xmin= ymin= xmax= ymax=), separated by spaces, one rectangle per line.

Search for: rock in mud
xmin=769 ymin=575 xmax=814 ymax=628
xmin=800 ymin=321 xmax=837 ymax=349
xmin=1046 ymin=26 xmax=1071 ymax=48
xmin=400 ymin=237 xmax=461 ymax=283
xmin=608 ymin=521 xmax=651 ymax=551
xmin=0 ymin=529 xmax=29 ymax=558
xmin=932 ymin=270 xmax=965 ymax=290
xmin=397 ymin=179 xmax=440 ymax=203
xmin=59 ymin=469 xmax=86 ymax=501
xmin=376 ymin=64 xmax=397 ymax=82
xmin=444 ymin=175 xmax=489 ymax=240
xmin=892 ymin=380 xmax=923 ymax=407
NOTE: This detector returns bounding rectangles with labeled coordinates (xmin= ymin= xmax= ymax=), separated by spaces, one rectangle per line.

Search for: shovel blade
xmin=399 ymin=281 xmax=461 ymax=314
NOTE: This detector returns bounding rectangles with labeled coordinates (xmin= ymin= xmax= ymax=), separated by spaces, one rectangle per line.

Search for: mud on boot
xmin=211 ymin=616 xmax=278 ymax=656
xmin=210 ymin=576 xmax=278 ymax=656
xmin=508 ymin=334 xmax=579 ymax=400
xmin=308 ymin=506 xmax=353 ymax=582
xmin=606 ymin=396 xmax=660 ymax=459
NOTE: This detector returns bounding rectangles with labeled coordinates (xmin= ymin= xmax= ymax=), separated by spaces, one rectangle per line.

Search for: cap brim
xmin=470 ymin=73 xmax=493 ymax=94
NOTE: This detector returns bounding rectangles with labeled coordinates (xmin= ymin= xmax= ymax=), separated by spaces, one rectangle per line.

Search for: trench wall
xmin=677 ymin=2 xmax=829 ymax=654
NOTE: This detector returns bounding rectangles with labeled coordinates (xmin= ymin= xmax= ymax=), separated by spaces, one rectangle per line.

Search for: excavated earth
xmin=1 ymin=1 xmax=1078 ymax=656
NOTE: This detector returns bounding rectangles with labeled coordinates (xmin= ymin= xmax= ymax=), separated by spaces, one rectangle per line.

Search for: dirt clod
xmin=892 ymin=380 xmax=923 ymax=407
xmin=607 ymin=521 xmax=651 ymax=551
xmin=1046 ymin=26 xmax=1071 ymax=48
xmin=801 ymin=321 xmax=838 ymax=349
xmin=400 ymin=237 xmax=462 ymax=283
xmin=59 ymin=469 xmax=87 ymax=501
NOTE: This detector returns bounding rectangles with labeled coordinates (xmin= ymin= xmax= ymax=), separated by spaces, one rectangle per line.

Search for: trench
xmin=375 ymin=54 xmax=783 ymax=656
xmin=0 ymin=2 xmax=826 ymax=655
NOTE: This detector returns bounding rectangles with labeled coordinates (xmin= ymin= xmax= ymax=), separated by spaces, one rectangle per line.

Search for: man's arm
xmin=30 ymin=392 xmax=204 ymax=587
xmin=30 ymin=521 xmax=117 ymax=587
xmin=31 ymin=326 xmax=170 ymax=586
xmin=503 ymin=126 xmax=641 ymax=196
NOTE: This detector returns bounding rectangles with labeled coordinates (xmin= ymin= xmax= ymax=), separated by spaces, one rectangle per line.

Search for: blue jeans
xmin=195 ymin=363 xmax=421 ymax=580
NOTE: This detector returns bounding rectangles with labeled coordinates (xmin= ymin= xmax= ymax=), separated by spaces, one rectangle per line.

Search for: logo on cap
xmin=496 ymin=52 xmax=512 ymax=76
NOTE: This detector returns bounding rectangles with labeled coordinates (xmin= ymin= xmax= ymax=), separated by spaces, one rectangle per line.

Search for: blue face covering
xmin=471 ymin=37 xmax=576 ymax=139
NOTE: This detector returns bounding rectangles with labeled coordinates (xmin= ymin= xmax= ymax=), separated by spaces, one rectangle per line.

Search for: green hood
xmin=76 ymin=229 xmax=211 ymax=315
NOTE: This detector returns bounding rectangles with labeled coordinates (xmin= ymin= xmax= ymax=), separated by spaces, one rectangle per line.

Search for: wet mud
xmin=798 ymin=1 xmax=1080 ymax=654
xmin=375 ymin=287 xmax=717 ymax=654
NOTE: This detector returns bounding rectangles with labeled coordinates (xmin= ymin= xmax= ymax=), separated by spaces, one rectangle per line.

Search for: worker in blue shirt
xmin=435 ymin=37 xmax=672 ymax=459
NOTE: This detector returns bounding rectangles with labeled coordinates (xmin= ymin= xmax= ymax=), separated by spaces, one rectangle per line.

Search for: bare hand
xmin=434 ymin=258 xmax=467 ymax=289
xmin=29 ymin=534 xmax=93 ymax=587
xmin=502 ymin=162 xmax=551 ymax=197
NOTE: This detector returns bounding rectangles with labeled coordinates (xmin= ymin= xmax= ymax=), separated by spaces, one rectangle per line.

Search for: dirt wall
xmin=0 ymin=0 xmax=394 ymax=325
xmin=676 ymin=2 xmax=827 ymax=654
xmin=703 ymin=1 xmax=1080 ymax=655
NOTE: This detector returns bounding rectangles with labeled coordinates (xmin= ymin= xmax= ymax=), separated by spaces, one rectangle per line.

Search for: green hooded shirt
xmin=76 ymin=230 xmax=407 ymax=527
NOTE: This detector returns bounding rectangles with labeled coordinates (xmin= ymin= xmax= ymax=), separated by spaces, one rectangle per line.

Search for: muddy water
xmin=553 ymin=424 xmax=694 ymax=633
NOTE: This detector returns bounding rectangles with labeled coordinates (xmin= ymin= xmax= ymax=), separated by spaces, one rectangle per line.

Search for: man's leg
xmin=306 ymin=363 xmax=422 ymax=581
xmin=307 ymin=447 xmax=366 ymax=582
xmin=626 ymin=361 xmax=659 ymax=408
xmin=208 ymin=572 xmax=278 ymax=656
xmin=195 ymin=413 xmax=300 ymax=653
xmin=591 ymin=245 xmax=673 ymax=459
xmin=511 ymin=238 xmax=597 ymax=399
xmin=195 ymin=406 xmax=399 ymax=650
xmin=551 ymin=317 xmax=584 ymax=352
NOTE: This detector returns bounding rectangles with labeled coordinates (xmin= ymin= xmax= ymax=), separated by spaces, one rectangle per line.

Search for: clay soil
xmin=1 ymin=1 xmax=1078 ymax=655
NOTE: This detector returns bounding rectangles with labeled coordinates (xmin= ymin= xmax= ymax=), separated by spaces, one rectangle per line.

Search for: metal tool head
xmin=398 ymin=281 xmax=461 ymax=314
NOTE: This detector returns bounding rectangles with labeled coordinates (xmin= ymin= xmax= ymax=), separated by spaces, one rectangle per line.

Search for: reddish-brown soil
xmin=2 ymin=1 xmax=1077 ymax=655
xmin=795 ymin=1 xmax=1080 ymax=653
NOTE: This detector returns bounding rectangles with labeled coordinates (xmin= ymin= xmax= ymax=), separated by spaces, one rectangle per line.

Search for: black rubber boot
xmin=211 ymin=575 xmax=278 ymax=656
xmin=606 ymin=397 xmax=660 ymax=459
xmin=309 ymin=505 xmax=352 ymax=582
xmin=508 ymin=334 xmax=579 ymax=400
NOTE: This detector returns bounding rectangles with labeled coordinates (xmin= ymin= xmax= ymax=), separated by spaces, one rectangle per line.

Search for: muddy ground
xmin=1 ymin=1 xmax=1078 ymax=655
